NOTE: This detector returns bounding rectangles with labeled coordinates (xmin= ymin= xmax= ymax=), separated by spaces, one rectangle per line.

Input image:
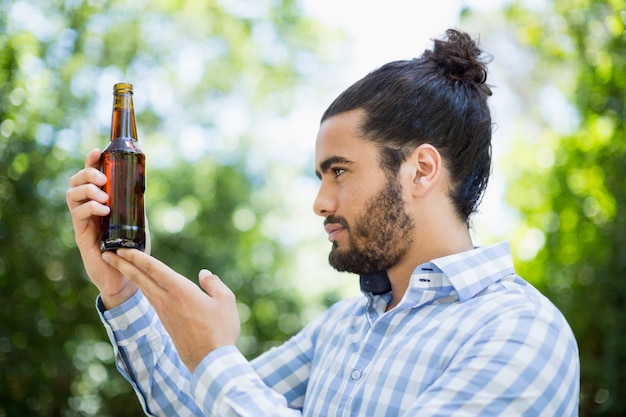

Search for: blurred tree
xmin=0 ymin=0 xmax=338 ymax=415
xmin=502 ymin=0 xmax=625 ymax=415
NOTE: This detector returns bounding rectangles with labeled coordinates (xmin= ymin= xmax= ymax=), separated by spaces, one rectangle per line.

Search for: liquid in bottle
xmin=100 ymin=82 xmax=146 ymax=252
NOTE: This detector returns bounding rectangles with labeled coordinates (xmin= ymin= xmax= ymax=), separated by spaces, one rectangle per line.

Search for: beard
xmin=326 ymin=177 xmax=415 ymax=275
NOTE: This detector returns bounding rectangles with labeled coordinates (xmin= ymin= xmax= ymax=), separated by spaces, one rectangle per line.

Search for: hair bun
xmin=424 ymin=29 xmax=492 ymax=92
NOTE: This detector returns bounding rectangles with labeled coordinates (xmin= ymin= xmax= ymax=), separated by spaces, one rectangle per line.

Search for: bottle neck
xmin=110 ymin=91 xmax=137 ymax=141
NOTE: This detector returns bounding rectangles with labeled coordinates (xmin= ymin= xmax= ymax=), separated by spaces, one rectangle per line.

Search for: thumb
xmin=198 ymin=269 xmax=232 ymax=299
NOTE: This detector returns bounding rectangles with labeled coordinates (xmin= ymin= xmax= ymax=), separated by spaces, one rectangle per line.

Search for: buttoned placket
xmin=339 ymin=265 xmax=453 ymax=416
xmin=338 ymin=291 xmax=394 ymax=417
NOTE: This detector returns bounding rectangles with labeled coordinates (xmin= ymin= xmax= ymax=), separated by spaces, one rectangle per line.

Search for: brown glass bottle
xmin=100 ymin=83 xmax=146 ymax=252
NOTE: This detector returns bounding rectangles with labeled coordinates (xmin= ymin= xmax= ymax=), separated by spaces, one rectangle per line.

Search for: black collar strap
xmin=359 ymin=271 xmax=392 ymax=295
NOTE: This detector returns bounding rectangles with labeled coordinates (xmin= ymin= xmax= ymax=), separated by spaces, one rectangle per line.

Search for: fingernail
xmin=199 ymin=269 xmax=213 ymax=278
xmin=102 ymin=252 xmax=111 ymax=263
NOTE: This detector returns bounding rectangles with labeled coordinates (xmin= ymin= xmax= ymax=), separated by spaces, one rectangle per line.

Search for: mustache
xmin=324 ymin=215 xmax=349 ymax=229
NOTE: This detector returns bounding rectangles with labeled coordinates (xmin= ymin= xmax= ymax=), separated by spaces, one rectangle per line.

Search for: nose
xmin=313 ymin=180 xmax=336 ymax=217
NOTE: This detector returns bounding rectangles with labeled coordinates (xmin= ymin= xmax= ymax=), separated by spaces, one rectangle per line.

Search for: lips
xmin=324 ymin=223 xmax=345 ymax=241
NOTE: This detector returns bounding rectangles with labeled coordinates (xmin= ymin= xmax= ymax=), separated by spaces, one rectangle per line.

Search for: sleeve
xmin=189 ymin=309 xmax=326 ymax=416
xmin=399 ymin=304 xmax=580 ymax=416
xmin=97 ymin=290 xmax=203 ymax=416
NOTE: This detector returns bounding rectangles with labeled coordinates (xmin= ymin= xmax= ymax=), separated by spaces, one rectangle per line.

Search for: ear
xmin=403 ymin=144 xmax=443 ymax=197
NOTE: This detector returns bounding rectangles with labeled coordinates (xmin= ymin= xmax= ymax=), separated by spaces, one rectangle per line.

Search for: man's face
xmin=314 ymin=110 xmax=415 ymax=274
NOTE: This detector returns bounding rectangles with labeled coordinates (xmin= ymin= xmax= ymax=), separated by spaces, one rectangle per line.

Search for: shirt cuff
xmin=96 ymin=290 xmax=156 ymax=346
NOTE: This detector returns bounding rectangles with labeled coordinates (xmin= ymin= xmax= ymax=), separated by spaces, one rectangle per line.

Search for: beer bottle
xmin=100 ymin=82 xmax=146 ymax=252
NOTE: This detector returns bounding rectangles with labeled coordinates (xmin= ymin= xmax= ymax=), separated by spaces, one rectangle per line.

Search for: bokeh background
xmin=1 ymin=0 xmax=624 ymax=415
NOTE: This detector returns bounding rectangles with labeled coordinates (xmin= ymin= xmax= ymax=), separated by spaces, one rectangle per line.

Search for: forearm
xmin=192 ymin=346 xmax=303 ymax=417
xmin=97 ymin=289 xmax=317 ymax=416
xmin=97 ymin=291 xmax=203 ymax=416
xmin=188 ymin=317 xmax=322 ymax=416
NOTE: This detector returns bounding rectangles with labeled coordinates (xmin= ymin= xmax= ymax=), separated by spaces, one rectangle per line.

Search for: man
xmin=67 ymin=29 xmax=579 ymax=416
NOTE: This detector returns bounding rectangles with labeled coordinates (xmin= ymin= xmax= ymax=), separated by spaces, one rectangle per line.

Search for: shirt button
xmin=118 ymin=320 xmax=129 ymax=331
xmin=351 ymin=369 xmax=362 ymax=380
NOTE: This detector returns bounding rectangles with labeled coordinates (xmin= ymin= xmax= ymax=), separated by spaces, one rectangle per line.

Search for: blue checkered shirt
xmin=98 ymin=242 xmax=579 ymax=416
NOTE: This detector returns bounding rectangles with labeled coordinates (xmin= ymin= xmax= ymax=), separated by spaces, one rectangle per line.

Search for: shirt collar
xmin=359 ymin=242 xmax=516 ymax=303
xmin=416 ymin=241 xmax=515 ymax=302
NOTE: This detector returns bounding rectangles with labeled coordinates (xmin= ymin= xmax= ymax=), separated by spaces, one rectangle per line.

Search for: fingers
xmin=102 ymin=249 xmax=166 ymax=298
xmin=69 ymin=148 xmax=106 ymax=188
xmin=102 ymin=250 xmax=168 ymax=296
xmin=69 ymin=167 xmax=107 ymax=189
xmin=69 ymin=199 xmax=110 ymax=222
xmin=85 ymin=148 xmax=102 ymax=169
xmin=67 ymin=149 xmax=108 ymax=211
xmin=66 ymin=182 xmax=109 ymax=208
xmin=198 ymin=269 xmax=235 ymax=301
xmin=66 ymin=184 xmax=109 ymax=221
xmin=103 ymin=250 xmax=231 ymax=303
xmin=198 ymin=269 xmax=214 ymax=281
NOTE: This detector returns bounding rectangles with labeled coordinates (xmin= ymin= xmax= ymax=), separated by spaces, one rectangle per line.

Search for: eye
xmin=333 ymin=168 xmax=345 ymax=178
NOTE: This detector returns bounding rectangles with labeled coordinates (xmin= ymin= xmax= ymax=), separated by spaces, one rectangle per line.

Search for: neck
xmin=385 ymin=216 xmax=473 ymax=310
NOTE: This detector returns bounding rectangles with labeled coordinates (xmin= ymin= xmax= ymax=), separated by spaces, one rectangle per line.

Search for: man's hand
xmin=102 ymin=249 xmax=241 ymax=373
xmin=66 ymin=148 xmax=139 ymax=308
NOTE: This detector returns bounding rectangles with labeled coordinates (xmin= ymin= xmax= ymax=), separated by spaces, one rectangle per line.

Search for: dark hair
xmin=322 ymin=28 xmax=493 ymax=222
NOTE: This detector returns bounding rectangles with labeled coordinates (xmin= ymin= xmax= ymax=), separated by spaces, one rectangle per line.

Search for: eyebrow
xmin=315 ymin=156 xmax=353 ymax=179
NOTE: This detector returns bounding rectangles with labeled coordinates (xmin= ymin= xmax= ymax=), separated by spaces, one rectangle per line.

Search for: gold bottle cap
xmin=113 ymin=83 xmax=133 ymax=93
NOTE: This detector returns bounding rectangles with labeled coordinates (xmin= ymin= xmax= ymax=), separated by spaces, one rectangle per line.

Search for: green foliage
xmin=0 ymin=0 xmax=330 ymax=415
xmin=504 ymin=1 xmax=625 ymax=415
